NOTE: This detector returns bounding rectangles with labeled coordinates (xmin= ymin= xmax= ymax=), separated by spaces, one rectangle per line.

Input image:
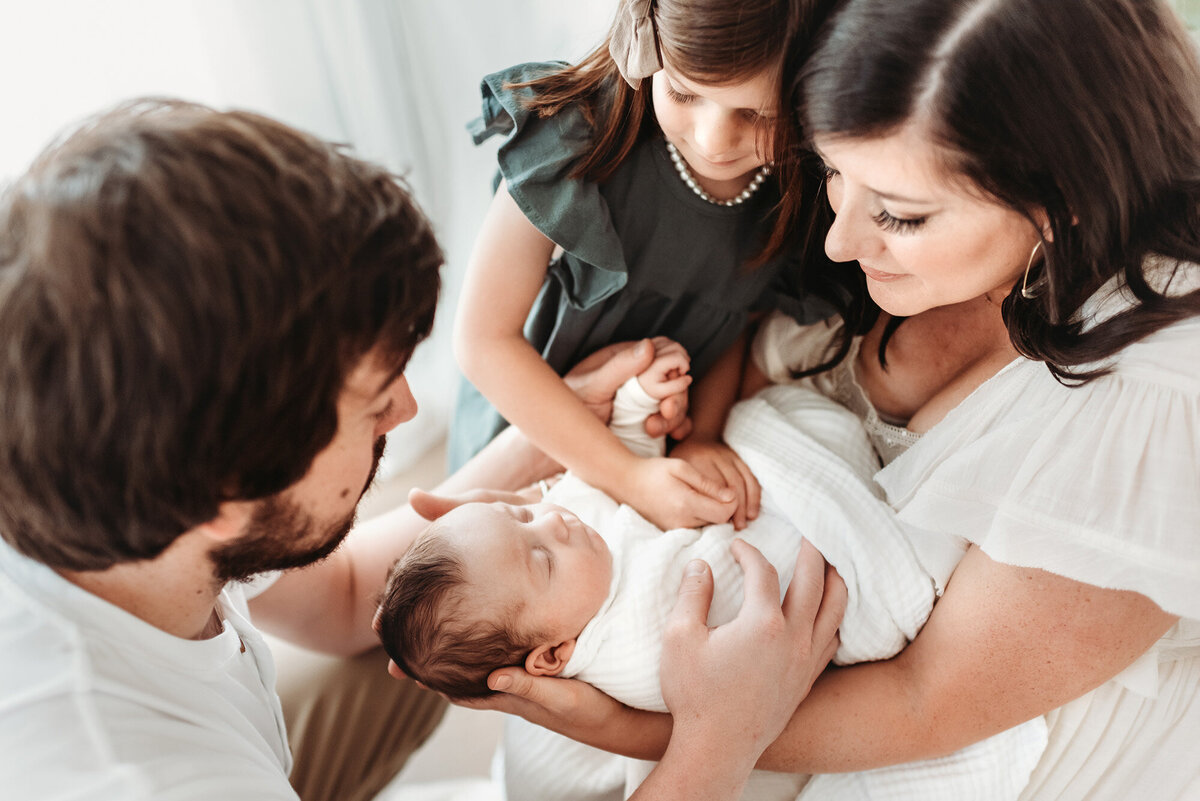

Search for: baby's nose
xmin=552 ymin=513 xmax=571 ymax=543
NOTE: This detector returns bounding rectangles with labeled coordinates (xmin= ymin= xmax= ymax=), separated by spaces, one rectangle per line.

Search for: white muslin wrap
xmin=505 ymin=382 xmax=1047 ymax=801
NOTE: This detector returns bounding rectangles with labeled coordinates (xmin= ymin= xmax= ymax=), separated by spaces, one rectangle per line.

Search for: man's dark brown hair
xmin=0 ymin=99 xmax=442 ymax=570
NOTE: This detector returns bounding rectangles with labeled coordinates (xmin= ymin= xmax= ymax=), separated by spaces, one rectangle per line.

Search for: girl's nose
xmin=693 ymin=111 xmax=739 ymax=159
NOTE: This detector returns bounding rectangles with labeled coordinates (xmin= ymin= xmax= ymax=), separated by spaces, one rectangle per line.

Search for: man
xmin=0 ymin=98 xmax=467 ymax=801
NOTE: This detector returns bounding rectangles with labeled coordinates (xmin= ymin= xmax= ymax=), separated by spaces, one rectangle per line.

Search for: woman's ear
xmin=525 ymin=639 xmax=577 ymax=677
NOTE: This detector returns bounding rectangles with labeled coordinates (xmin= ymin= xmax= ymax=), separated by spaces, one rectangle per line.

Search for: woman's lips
xmin=859 ymin=262 xmax=904 ymax=281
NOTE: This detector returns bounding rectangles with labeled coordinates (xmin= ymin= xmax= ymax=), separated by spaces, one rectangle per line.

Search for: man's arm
xmin=248 ymin=424 xmax=556 ymax=654
xmin=248 ymin=338 xmax=670 ymax=655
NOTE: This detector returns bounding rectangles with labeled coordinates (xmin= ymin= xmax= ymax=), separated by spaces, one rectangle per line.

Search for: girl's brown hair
xmin=510 ymin=0 xmax=839 ymax=264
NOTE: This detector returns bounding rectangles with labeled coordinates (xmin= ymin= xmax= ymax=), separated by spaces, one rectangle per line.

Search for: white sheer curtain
xmin=0 ymin=0 xmax=612 ymax=476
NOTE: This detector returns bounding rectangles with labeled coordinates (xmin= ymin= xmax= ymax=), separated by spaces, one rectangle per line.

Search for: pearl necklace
xmin=665 ymin=141 xmax=771 ymax=206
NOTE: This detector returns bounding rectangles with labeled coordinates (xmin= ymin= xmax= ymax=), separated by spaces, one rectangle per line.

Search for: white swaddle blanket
xmin=504 ymin=383 xmax=1047 ymax=801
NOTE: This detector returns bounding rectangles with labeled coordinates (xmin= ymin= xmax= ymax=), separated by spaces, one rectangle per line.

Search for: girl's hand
xmin=622 ymin=456 xmax=738 ymax=529
xmin=564 ymin=339 xmax=693 ymax=439
xmin=636 ymin=337 xmax=693 ymax=400
xmin=669 ymin=437 xmax=761 ymax=530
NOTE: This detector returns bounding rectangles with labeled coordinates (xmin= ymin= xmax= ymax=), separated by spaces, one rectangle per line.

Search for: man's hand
xmin=408 ymin=486 xmax=539 ymax=521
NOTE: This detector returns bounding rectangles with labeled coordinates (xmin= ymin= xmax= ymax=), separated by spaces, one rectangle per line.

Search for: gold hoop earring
xmin=1021 ymin=241 xmax=1044 ymax=299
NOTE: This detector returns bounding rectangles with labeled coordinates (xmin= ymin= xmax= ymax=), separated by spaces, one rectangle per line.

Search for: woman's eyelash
xmin=819 ymin=163 xmax=839 ymax=181
xmin=872 ymin=209 xmax=927 ymax=233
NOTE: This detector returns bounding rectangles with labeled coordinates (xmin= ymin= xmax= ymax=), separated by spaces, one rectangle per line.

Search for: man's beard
xmin=211 ymin=435 xmax=387 ymax=584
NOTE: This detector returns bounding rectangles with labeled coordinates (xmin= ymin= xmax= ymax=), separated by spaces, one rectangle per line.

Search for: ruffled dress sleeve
xmin=472 ymin=62 xmax=628 ymax=307
xmin=876 ymin=315 xmax=1200 ymax=620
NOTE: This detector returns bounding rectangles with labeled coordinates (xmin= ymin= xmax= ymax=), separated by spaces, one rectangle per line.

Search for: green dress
xmin=449 ymin=62 xmax=829 ymax=470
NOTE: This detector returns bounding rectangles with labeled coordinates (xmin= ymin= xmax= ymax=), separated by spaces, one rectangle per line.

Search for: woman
xmin=467 ymin=0 xmax=1200 ymax=797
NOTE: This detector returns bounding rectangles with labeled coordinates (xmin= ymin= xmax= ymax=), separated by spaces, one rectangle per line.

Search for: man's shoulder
xmin=0 ymin=585 xmax=143 ymax=798
xmin=0 ymin=557 xmax=295 ymax=800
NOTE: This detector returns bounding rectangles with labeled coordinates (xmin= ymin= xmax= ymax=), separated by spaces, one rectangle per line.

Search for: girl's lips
xmin=859 ymin=262 xmax=904 ymax=281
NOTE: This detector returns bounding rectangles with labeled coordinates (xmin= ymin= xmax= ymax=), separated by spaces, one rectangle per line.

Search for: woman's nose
xmin=823 ymin=183 xmax=876 ymax=264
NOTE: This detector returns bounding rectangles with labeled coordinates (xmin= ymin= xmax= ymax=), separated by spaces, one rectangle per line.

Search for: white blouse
xmin=752 ymin=264 xmax=1200 ymax=799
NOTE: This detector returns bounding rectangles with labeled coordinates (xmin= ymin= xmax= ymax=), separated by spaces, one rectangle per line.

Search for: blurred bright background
xmin=0 ymin=0 xmax=614 ymax=480
xmin=1 ymin=1 xmax=1198 ymax=479
xmin=1 ymin=1 xmax=1197 ymax=481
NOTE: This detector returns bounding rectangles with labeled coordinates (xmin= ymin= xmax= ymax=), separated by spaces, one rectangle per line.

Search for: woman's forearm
xmin=757 ymin=546 xmax=1176 ymax=773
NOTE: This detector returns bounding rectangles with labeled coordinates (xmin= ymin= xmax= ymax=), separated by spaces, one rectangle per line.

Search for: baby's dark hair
xmin=377 ymin=522 xmax=545 ymax=699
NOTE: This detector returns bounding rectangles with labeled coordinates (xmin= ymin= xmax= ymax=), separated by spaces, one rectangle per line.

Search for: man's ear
xmin=525 ymin=639 xmax=577 ymax=677
xmin=194 ymin=500 xmax=254 ymax=543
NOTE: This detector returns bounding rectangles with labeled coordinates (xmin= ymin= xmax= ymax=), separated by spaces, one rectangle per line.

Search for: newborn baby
xmin=376 ymin=344 xmax=1047 ymax=801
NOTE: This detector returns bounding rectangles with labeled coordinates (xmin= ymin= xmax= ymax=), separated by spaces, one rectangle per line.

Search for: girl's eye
xmin=536 ymin=545 xmax=554 ymax=575
xmin=819 ymin=163 xmax=839 ymax=182
xmin=666 ymin=86 xmax=695 ymax=104
xmin=872 ymin=209 xmax=927 ymax=233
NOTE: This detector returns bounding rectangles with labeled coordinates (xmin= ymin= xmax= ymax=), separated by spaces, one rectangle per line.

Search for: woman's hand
xmin=669 ymin=437 xmax=761 ymax=530
xmin=662 ymin=539 xmax=846 ymax=758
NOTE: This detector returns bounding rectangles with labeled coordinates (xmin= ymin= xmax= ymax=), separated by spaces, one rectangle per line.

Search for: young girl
xmin=450 ymin=0 xmax=838 ymax=530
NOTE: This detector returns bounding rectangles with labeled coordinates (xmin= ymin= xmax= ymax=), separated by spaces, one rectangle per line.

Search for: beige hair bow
xmin=608 ymin=0 xmax=662 ymax=88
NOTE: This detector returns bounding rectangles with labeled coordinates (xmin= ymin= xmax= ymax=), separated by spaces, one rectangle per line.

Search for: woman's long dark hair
xmin=800 ymin=0 xmax=1200 ymax=382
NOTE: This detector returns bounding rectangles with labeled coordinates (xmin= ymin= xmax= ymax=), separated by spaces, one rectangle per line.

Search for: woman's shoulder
xmin=877 ymin=314 xmax=1200 ymax=619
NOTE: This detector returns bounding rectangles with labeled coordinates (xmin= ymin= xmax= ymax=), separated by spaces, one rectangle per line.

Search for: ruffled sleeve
xmin=472 ymin=62 xmax=629 ymax=307
xmin=877 ymin=318 xmax=1200 ymax=620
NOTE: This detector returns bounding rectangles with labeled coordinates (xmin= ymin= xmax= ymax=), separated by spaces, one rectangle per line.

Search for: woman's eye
xmin=666 ymin=86 xmax=695 ymax=104
xmin=372 ymin=401 xmax=394 ymax=423
xmin=872 ymin=209 xmax=927 ymax=233
xmin=819 ymin=162 xmax=839 ymax=182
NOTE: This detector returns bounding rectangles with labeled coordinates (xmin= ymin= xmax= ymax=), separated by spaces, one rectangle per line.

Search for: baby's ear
xmin=525 ymin=640 xmax=577 ymax=677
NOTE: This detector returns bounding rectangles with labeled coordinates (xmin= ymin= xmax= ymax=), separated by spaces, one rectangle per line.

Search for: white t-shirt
xmin=0 ymin=541 xmax=295 ymax=800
